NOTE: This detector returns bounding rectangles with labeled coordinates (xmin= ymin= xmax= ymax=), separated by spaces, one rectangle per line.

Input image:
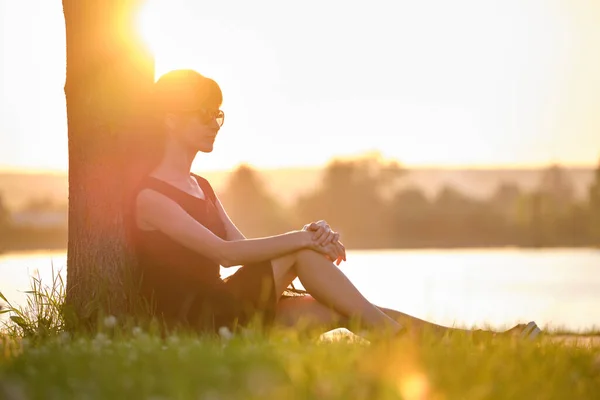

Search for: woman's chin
xmin=197 ymin=144 xmax=214 ymax=153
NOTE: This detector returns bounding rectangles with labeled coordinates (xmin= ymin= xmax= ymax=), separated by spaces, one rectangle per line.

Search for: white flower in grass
xmin=132 ymin=326 xmax=143 ymax=337
xmin=91 ymin=333 xmax=110 ymax=352
xmin=218 ymin=326 xmax=233 ymax=341
xmin=103 ymin=315 xmax=117 ymax=329
xmin=93 ymin=332 xmax=111 ymax=348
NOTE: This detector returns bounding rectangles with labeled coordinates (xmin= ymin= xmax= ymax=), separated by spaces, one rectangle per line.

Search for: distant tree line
xmin=219 ymin=155 xmax=600 ymax=249
xmin=0 ymin=194 xmax=67 ymax=252
xmin=1 ymin=155 xmax=598 ymax=252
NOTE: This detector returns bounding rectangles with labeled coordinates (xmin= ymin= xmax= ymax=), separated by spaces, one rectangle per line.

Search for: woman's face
xmin=166 ymin=106 xmax=224 ymax=153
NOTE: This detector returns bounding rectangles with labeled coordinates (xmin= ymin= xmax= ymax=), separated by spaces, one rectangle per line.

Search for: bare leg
xmin=274 ymin=296 xmax=468 ymax=336
xmin=378 ymin=307 xmax=536 ymax=340
xmin=271 ymin=258 xmax=451 ymax=336
xmin=377 ymin=307 xmax=467 ymax=337
xmin=275 ymin=297 xmax=526 ymax=340
xmin=273 ymin=295 xmax=462 ymax=336
xmin=270 ymin=252 xmax=532 ymax=339
xmin=270 ymin=250 xmax=403 ymax=334
xmin=275 ymin=295 xmax=347 ymax=331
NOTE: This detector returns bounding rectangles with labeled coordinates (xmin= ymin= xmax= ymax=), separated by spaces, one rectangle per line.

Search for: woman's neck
xmin=152 ymin=139 xmax=197 ymax=182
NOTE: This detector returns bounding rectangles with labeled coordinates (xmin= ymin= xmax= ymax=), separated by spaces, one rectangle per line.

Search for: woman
xmin=130 ymin=69 xmax=541 ymax=340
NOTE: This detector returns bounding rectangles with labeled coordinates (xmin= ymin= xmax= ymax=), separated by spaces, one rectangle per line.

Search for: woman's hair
xmin=152 ymin=69 xmax=223 ymax=115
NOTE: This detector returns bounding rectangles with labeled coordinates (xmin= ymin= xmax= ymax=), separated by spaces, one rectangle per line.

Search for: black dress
xmin=130 ymin=173 xmax=280 ymax=332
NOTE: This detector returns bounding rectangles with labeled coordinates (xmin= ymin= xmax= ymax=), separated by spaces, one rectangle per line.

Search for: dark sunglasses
xmin=182 ymin=108 xmax=225 ymax=127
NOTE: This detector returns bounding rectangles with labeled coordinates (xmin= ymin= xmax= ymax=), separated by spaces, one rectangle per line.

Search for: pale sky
xmin=1 ymin=0 xmax=600 ymax=173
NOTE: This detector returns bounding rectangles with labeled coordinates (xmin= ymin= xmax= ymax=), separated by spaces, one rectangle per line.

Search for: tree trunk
xmin=63 ymin=0 xmax=154 ymax=325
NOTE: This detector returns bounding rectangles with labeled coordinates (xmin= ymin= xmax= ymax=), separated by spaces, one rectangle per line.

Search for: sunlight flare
xmin=135 ymin=0 xmax=223 ymax=79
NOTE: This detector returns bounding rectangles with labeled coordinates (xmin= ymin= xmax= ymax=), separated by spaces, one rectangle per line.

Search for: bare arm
xmin=136 ymin=189 xmax=316 ymax=267
xmin=211 ymin=194 xmax=246 ymax=241
xmin=212 ymin=192 xmax=346 ymax=265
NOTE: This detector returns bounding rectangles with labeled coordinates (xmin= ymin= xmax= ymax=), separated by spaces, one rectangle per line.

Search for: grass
xmin=1 ymin=326 xmax=600 ymax=399
xmin=0 ymin=265 xmax=67 ymax=341
xmin=1 ymin=272 xmax=600 ymax=399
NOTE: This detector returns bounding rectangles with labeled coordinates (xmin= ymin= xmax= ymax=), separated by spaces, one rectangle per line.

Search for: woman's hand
xmin=327 ymin=241 xmax=346 ymax=266
xmin=303 ymin=220 xmax=338 ymax=246
xmin=307 ymin=241 xmax=346 ymax=266
xmin=302 ymin=222 xmax=346 ymax=265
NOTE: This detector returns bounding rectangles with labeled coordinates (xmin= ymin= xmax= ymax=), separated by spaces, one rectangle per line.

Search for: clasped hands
xmin=303 ymin=220 xmax=346 ymax=266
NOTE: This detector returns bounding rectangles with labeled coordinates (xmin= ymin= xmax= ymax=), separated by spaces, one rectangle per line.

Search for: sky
xmin=1 ymin=0 xmax=600 ymax=173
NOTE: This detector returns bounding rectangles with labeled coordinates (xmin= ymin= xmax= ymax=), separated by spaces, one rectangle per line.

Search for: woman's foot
xmin=509 ymin=321 xmax=542 ymax=340
xmin=470 ymin=321 xmax=542 ymax=344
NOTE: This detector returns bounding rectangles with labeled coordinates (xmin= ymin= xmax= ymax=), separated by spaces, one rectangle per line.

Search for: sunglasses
xmin=182 ymin=108 xmax=225 ymax=127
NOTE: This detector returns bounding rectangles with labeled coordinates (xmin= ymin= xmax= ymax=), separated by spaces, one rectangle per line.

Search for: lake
xmin=1 ymin=248 xmax=599 ymax=332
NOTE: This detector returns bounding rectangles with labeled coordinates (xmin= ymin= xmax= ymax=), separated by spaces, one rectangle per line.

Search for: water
xmin=1 ymin=248 xmax=599 ymax=332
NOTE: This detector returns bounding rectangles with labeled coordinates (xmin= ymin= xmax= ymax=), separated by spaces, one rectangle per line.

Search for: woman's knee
xmin=270 ymin=249 xmax=316 ymax=270
xmin=270 ymin=253 xmax=299 ymax=294
xmin=275 ymin=295 xmax=346 ymax=328
xmin=271 ymin=253 xmax=297 ymax=273
xmin=270 ymin=249 xmax=324 ymax=281
xmin=294 ymin=248 xmax=323 ymax=260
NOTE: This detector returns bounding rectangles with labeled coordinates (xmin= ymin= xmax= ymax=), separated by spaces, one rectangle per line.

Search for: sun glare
xmin=136 ymin=0 xmax=220 ymax=80
xmin=136 ymin=0 xmax=180 ymax=79
xmin=126 ymin=0 xmax=599 ymax=171
xmin=135 ymin=1 xmax=161 ymax=57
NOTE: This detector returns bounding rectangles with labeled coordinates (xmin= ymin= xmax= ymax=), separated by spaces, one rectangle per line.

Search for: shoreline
xmin=2 ymin=243 xmax=598 ymax=255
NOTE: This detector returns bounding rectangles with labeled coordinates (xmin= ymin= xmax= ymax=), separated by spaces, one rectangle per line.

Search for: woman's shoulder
xmin=129 ymin=175 xmax=183 ymax=217
xmin=191 ymin=173 xmax=217 ymax=202
xmin=190 ymin=173 xmax=210 ymax=186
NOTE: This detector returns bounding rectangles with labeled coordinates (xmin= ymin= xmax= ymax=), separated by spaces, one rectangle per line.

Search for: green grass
xmin=1 ymin=325 xmax=600 ymax=399
xmin=1 ymin=271 xmax=600 ymax=399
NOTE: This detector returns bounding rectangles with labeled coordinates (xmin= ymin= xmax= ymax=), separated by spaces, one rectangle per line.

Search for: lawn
xmin=1 ymin=273 xmax=599 ymax=399
xmin=1 ymin=323 xmax=599 ymax=400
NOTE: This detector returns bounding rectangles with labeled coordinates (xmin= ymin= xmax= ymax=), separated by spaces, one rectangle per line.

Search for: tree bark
xmin=63 ymin=0 xmax=154 ymax=325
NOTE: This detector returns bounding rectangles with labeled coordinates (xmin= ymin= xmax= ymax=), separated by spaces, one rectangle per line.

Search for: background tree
xmin=485 ymin=182 xmax=522 ymax=244
xmin=0 ymin=192 xmax=9 ymax=232
xmin=388 ymin=186 xmax=432 ymax=247
xmin=295 ymin=153 xmax=405 ymax=248
xmin=589 ymin=157 xmax=600 ymax=244
xmin=63 ymin=0 xmax=154 ymax=325
xmin=429 ymin=185 xmax=496 ymax=246
xmin=536 ymin=164 xmax=576 ymax=245
xmin=219 ymin=164 xmax=294 ymax=237
xmin=488 ymin=182 xmax=521 ymax=216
